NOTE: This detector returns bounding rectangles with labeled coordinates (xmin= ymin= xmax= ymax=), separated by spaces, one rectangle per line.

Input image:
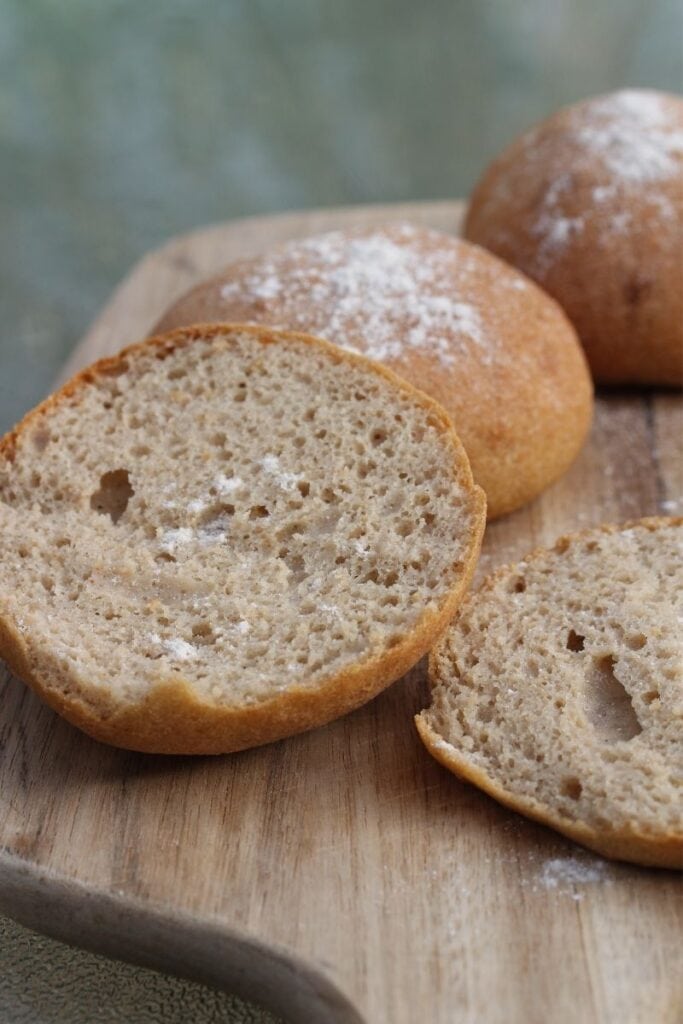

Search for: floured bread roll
xmin=155 ymin=223 xmax=593 ymax=519
xmin=465 ymin=90 xmax=683 ymax=385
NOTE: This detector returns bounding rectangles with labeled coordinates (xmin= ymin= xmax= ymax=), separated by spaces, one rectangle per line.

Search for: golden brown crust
xmin=153 ymin=225 xmax=593 ymax=519
xmin=464 ymin=90 xmax=683 ymax=386
xmin=0 ymin=324 xmax=486 ymax=755
xmin=416 ymin=716 xmax=682 ymax=869
xmin=417 ymin=516 xmax=683 ymax=869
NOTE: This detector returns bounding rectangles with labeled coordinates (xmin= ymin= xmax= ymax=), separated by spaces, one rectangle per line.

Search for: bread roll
xmin=155 ymin=224 xmax=593 ymax=519
xmin=417 ymin=518 xmax=683 ymax=868
xmin=465 ymin=89 xmax=683 ymax=385
xmin=0 ymin=325 xmax=485 ymax=754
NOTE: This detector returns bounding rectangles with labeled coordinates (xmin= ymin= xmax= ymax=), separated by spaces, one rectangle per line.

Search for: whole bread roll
xmin=155 ymin=223 xmax=593 ymax=520
xmin=464 ymin=89 xmax=683 ymax=385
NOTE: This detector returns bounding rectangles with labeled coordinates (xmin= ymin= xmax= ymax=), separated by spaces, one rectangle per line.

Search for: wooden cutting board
xmin=1 ymin=202 xmax=681 ymax=1024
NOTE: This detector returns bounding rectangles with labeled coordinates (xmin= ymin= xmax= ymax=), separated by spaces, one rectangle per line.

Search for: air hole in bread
xmin=643 ymin=690 xmax=660 ymax=705
xmin=584 ymin=655 xmax=642 ymax=742
xmin=32 ymin=428 xmax=50 ymax=452
xmin=566 ymin=629 xmax=585 ymax=652
xmin=626 ymin=633 xmax=647 ymax=651
xmin=90 ymin=469 xmax=134 ymax=524
xmin=167 ymin=366 xmax=187 ymax=381
xmin=358 ymin=461 xmax=376 ymax=479
xmin=371 ymin=428 xmax=388 ymax=446
xmin=191 ymin=622 xmax=216 ymax=646
xmin=561 ymin=777 xmax=583 ymax=800
xmin=285 ymin=554 xmax=306 ymax=582
xmin=297 ymin=480 xmax=310 ymax=498
xmin=249 ymin=505 xmax=269 ymax=519
xmin=200 ymin=503 xmax=234 ymax=524
xmin=513 ymin=577 xmax=526 ymax=593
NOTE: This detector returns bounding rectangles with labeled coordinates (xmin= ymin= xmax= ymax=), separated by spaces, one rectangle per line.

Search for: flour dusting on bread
xmin=219 ymin=225 xmax=492 ymax=366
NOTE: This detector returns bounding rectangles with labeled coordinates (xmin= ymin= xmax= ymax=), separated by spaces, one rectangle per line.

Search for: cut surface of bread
xmin=0 ymin=325 xmax=485 ymax=754
xmin=154 ymin=222 xmax=593 ymax=519
xmin=417 ymin=518 xmax=683 ymax=868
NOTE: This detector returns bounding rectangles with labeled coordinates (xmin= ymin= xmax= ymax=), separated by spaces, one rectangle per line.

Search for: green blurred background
xmin=0 ymin=1 xmax=680 ymax=1021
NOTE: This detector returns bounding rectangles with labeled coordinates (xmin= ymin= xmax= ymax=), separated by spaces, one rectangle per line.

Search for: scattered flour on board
xmin=219 ymin=224 xmax=498 ymax=367
xmin=536 ymin=856 xmax=609 ymax=898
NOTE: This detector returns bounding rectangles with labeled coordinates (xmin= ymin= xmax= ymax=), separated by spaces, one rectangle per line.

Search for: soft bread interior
xmin=420 ymin=520 xmax=683 ymax=842
xmin=0 ymin=327 xmax=483 ymax=718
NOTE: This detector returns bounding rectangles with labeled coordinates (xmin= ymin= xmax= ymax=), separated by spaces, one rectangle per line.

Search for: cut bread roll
xmin=417 ymin=518 xmax=683 ymax=868
xmin=154 ymin=223 xmax=593 ymax=520
xmin=0 ymin=325 xmax=485 ymax=754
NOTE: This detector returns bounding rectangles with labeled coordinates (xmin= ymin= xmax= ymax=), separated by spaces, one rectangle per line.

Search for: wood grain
xmin=1 ymin=202 xmax=681 ymax=1024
